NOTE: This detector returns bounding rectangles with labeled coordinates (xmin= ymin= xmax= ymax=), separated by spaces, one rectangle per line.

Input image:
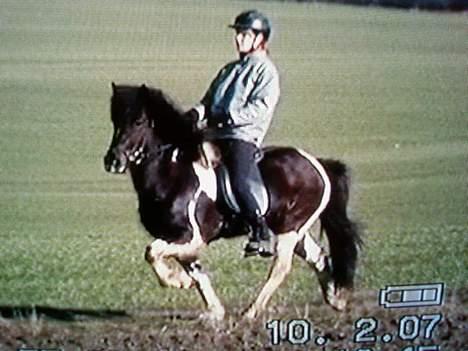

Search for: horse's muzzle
xmin=104 ymin=150 xmax=127 ymax=174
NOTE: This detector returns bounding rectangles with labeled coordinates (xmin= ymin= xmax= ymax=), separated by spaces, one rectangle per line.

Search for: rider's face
xmin=235 ymin=29 xmax=263 ymax=54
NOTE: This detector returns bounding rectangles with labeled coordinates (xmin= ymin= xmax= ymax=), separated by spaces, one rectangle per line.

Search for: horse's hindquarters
xmin=260 ymin=147 xmax=330 ymax=235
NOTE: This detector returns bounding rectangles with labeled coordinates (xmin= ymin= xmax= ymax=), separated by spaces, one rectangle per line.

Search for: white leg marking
xmin=186 ymin=262 xmax=225 ymax=321
xmin=244 ymin=232 xmax=299 ymax=319
xmin=295 ymin=149 xmax=331 ymax=235
xmin=303 ymin=233 xmax=327 ymax=272
xmin=145 ymin=242 xmax=194 ymax=289
xmin=153 ymin=258 xmax=194 ymax=289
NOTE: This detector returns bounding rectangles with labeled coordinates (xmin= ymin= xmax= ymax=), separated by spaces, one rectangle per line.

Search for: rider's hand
xmin=208 ymin=112 xmax=231 ymax=128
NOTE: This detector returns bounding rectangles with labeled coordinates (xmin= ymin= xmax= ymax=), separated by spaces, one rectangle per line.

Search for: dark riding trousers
xmin=214 ymin=138 xmax=267 ymax=218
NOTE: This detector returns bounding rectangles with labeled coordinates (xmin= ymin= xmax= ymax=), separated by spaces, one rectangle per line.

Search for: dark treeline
xmin=269 ymin=0 xmax=468 ymax=11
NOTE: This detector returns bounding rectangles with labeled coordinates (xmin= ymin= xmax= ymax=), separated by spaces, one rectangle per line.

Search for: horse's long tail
xmin=318 ymin=158 xmax=362 ymax=289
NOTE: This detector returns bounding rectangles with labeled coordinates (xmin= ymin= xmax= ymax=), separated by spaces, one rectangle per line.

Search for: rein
xmin=138 ymin=142 xmax=174 ymax=164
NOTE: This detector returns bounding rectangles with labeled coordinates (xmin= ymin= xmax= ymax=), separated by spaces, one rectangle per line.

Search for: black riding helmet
xmin=229 ymin=10 xmax=272 ymax=41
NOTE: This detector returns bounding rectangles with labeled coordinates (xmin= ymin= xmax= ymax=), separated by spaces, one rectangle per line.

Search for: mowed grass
xmin=0 ymin=0 xmax=466 ymax=311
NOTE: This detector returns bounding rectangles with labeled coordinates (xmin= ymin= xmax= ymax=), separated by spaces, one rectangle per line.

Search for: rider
xmin=188 ymin=10 xmax=280 ymax=257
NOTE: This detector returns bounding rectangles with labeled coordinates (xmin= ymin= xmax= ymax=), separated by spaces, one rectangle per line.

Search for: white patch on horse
xmin=192 ymin=161 xmax=217 ymax=202
xmin=171 ymin=148 xmax=179 ymax=163
xmin=186 ymin=188 xmax=204 ymax=252
xmin=146 ymin=181 xmax=207 ymax=262
xmin=295 ymin=149 xmax=331 ymax=234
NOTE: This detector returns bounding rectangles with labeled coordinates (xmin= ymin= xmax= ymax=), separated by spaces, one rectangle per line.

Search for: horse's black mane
xmin=112 ymin=84 xmax=183 ymax=118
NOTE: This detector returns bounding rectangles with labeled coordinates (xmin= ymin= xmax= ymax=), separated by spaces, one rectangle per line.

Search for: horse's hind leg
xmin=294 ymin=227 xmax=329 ymax=273
xmin=243 ymin=231 xmax=299 ymax=319
xmin=294 ymin=230 xmax=346 ymax=311
xmin=180 ymin=260 xmax=225 ymax=321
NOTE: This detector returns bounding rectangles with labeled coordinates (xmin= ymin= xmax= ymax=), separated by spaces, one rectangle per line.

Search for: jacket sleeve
xmin=228 ymin=64 xmax=280 ymax=125
xmin=194 ymin=66 xmax=227 ymax=121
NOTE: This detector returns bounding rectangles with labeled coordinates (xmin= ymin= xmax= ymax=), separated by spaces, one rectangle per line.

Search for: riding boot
xmin=244 ymin=215 xmax=277 ymax=257
xmin=218 ymin=214 xmax=251 ymax=237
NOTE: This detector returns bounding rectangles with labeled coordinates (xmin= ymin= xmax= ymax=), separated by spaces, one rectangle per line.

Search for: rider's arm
xmin=228 ymin=64 xmax=280 ymax=126
xmin=191 ymin=66 xmax=229 ymax=123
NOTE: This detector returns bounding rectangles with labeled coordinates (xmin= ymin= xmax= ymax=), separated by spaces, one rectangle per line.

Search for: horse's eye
xmin=135 ymin=118 xmax=145 ymax=126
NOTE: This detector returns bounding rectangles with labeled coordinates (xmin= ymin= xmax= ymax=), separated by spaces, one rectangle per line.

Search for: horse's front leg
xmin=243 ymin=231 xmax=300 ymax=319
xmin=145 ymin=239 xmax=195 ymax=289
xmin=181 ymin=260 xmax=226 ymax=322
xmin=145 ymin=238 xmax=225 ymax=321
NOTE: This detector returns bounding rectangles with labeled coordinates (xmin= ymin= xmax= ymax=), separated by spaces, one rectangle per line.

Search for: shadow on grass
xmin=0 ymin=305 xmax=129 ymax=322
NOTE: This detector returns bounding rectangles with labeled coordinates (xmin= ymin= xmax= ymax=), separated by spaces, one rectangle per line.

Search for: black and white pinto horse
xmin=103 ymin=83 xmax=361 ymax=321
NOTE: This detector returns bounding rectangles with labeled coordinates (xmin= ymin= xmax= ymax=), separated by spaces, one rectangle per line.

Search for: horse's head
xmin=104 ymin=83 xmax=156 ymax=173
xmin=104 ymin=83 xmax=200 ymax=174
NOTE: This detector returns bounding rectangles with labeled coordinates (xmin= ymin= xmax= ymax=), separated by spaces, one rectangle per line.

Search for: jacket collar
xmin=240 ymin=50 xmax=268 ymax=62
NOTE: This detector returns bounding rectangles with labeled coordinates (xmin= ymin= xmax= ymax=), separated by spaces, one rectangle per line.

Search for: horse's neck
xmin=129 ymin=150 xmax=193 ymax=201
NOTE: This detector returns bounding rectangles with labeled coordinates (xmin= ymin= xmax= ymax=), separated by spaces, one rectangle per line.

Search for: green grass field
xmin=0 ymin=0 xmax=466 ymax=315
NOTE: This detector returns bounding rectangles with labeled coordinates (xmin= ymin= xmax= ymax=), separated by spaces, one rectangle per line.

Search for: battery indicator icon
xmin=379 ymin=283 xmax=444 ymax=308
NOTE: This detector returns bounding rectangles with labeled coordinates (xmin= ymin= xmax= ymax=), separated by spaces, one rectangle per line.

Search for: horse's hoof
xmin=198 ymin=310 xmax=225 ymax=322
xmin=328 ymin=288 xmax=348 ymax=311
xmin=316 ymin=256 xmax=347 ymax=309
xmin=320 ymin=278 xmax=348 ymax=311
xmin=242 ymin=306 xmax=259 ymax=320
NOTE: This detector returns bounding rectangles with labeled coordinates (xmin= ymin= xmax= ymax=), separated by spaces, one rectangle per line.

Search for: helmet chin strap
xmin=252 ymin=34 xmax=265 ymax=51
xmin=239 ymin=33 xmax=265 ymax=59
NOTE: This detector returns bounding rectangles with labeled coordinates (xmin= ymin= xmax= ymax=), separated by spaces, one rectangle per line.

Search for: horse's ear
xmin=111 ymin=82 xmax=116 ymax=93
xmin=139 ymin=84 xmax=149 ymax=99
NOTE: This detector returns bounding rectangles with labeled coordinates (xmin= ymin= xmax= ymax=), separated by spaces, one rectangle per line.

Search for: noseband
xmin=129 ymin=141 xmax=174 ymax=165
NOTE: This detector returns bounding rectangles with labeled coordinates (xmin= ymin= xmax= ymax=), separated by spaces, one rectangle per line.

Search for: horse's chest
xmin=138 ymin=196 xmax=191 ymax=241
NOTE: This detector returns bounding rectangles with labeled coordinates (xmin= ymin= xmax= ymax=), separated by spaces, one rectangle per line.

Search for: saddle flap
xmin=215 ymin=164 xmax=269 ymax=216
xmin=215 ymin=165 xmax=241 ymax=214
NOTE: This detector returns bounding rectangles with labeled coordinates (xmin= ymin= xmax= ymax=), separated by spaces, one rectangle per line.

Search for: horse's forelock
xmin=111 ymin=85 xmax=139 ymax=118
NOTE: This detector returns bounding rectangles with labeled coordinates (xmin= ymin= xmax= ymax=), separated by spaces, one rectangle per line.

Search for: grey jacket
xmin=195 ymin=51 xmax=280 ymax=146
